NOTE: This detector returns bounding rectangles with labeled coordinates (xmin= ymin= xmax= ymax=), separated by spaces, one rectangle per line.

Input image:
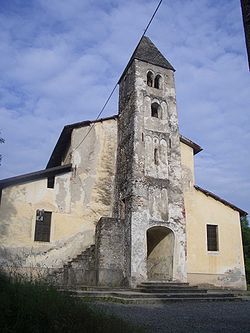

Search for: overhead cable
xmin=71 ymin=0 xmax=163 ymax=153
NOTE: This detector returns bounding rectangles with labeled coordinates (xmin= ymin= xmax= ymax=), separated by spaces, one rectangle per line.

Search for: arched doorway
xmin=147 ymin=226 xmax=174 ymax=281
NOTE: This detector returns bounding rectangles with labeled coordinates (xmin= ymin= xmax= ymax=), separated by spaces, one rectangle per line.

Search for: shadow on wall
xmin=94 ymin=139 xmax=115 ymax=208
xmin=0 ymin=192 xmax=17 ymax=239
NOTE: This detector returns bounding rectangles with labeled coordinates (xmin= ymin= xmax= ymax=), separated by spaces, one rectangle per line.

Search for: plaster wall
xmin=0 ymin=119 xmax=117 ymax=270
xmin=181 ymin=141 xmax=246 ymax=289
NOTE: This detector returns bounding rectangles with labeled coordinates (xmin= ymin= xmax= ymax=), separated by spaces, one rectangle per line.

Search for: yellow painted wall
xmin=0 ymin=119 xmax=117 ymax=268
xmin=181 ymin=141 xmax=246 ymax=289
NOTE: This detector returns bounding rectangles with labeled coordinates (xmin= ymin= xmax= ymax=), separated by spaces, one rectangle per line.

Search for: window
xmin=154 ymin=148 xmax=159 ymax=165
xmin=154 ymin=75 xmax=162 ymax=89
xmin=147 ymin=71 xmax=154 ymax=87
xmin=34 ymin=210 xmax=52 ymax=242
xmin=151 ymin=102 xmax=160 ymax=118
xmin=47 ymin=176 xmax=55 ymax=189
xmin=120 ymin=198 xmax=126 ymax=219
xmin=207 ymin=224 xmax=218 ymax=251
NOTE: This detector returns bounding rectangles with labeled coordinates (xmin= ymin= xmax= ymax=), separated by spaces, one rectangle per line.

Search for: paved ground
xmin=93 ymin=300 xmax=250 ymax=333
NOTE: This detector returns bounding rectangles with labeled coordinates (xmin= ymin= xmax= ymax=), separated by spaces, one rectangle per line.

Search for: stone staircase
xmin=67 ymin=281 xmax=242 ymax=304
xmin=47 ymin=244 xmax=97 ymax=287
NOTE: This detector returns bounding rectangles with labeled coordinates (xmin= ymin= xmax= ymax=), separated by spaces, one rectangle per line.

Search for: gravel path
xmin=93 ymin=300 xmax=250 ymax=333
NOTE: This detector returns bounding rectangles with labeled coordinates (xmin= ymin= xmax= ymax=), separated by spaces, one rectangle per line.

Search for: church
xmin=0 ymin=37 xmax=247 ymax=290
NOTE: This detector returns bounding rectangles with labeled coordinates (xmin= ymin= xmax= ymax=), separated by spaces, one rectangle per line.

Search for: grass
xmin=0 ymin=273 xmax=143 ymax=333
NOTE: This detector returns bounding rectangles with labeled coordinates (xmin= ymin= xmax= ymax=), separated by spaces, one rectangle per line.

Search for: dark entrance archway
xmin=147 ymin=226 xmax=174 ymax=281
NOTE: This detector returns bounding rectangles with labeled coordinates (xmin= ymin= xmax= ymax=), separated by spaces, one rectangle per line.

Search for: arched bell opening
xmin=147 ymin=71 xmax=154 ymax=87
xmin=154 ymin=74 xmax=162 ymax=89
xmin=146 ymin=226 xmax=174 ymax=281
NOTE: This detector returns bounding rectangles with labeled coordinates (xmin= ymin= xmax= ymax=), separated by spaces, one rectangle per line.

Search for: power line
xmin=72 ymin=0 xmax=163 ymax=153
xmin=143 ymin=0 xmax=163 ymax=37
xmin=72 ymin=83 xmax=118 ymax=152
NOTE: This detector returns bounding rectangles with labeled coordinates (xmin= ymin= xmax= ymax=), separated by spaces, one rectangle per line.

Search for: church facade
xmin=0 ymin=37 xmax=247 ymax=289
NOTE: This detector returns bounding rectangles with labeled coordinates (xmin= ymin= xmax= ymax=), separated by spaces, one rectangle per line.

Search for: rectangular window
xmin=207 ymin=224 xmax=218 ymax=251
xmin=34 ymin=210 xmax=52 ymax=242
xmin=47 ymin=176 xmax=55 ymax=189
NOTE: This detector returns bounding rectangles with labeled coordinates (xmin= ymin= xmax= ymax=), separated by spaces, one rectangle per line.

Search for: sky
xmin=0 ymin=0 xmax=249 ymax=214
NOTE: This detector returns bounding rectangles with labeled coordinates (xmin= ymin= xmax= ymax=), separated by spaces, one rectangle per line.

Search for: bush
xmin=0 ymin=273 xmax=142 ymax=333
xmin=241 ymin=216 xmax=250 ymax=284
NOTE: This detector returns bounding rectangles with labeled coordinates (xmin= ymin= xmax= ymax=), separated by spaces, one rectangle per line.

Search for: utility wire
xmin=143 ymin=0 xmax=163 ymax=37
xmin=72 ymin=0 xmax=163 ymax=153
xmin=72 ymin=83 xmax=118 ymax=152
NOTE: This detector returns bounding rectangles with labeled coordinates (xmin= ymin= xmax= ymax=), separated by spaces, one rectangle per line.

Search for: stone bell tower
xmin=114 ymin=36 xmax=187 ymax=287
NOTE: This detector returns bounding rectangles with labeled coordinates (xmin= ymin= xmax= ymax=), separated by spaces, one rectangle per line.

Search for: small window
xmin=154 ymin=75 xmax=162 ymax=89
xmin=147 ymin=71 xmax=154 ymax=87
xmin=207 ymin=224 xmax=218 ymax=251
xmin=120 ymin=199 xmax=126 ymax=220
xmin=34 ymin=210 xmax=52 ymax=242
xmin=154 ymin=148 xmax=159 ymax=165
xmin=47 ymin=176 xmax=55 ymax=189
xmin=151 ymin=102 xmax=160 ymax=118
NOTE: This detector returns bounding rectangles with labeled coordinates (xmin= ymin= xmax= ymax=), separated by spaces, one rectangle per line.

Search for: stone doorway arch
xmin=147 ymin=226 xmax=174 ymax=281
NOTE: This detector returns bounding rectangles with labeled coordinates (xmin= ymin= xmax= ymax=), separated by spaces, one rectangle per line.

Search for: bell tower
xmin=114 ymin=36 xmax=187 ymax=286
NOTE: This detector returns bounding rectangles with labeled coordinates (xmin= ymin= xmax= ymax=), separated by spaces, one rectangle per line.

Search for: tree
xmin=0 ymin=131 xmax=4 ymax=166
xmin=241 ymin=216 xmax=250 ymax=284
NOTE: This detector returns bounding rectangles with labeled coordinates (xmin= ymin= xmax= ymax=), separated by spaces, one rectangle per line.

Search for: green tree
xmin=241 ymin=216 xmax=250 ymax=284
xmin=0 ymin=132 xmax=4 ymax=166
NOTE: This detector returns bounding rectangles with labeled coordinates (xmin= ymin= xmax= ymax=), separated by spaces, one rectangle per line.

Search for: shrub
xmin=0 ymin=273 xmax=143 ymax=333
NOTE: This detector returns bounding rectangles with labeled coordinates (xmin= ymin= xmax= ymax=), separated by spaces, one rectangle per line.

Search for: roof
xmin=180 ymin=135 xmax=202 ymax=155
xmin=195 ymin=185 xmax=247 ymax=217
xmin=119 ymin=36 xmax=175 ymax=83
xmin=46 ymin=115 xmax=201 ymax=168
xmin=46 ymin=115 xmax=118 ymax=168
xmin=0 ymin=164 xmax=72 ymax=189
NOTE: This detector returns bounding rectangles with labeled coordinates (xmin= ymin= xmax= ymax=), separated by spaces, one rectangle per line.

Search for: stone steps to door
xmin=95 ymin=296 xmax=240 ymax=304
xmin=59 ymin=281 xmax=244 ymax=304
xmin=68 ymin=289 xmax=241 ymax=304
xmin=137 ymin=281 xmax=202 ymax=293
xmin=71 ymin=290 xmax=235 ymax=299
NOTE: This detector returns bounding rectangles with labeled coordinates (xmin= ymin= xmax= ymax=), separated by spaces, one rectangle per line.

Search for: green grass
xmin=0 ymin=273 xmax=143 ymax=333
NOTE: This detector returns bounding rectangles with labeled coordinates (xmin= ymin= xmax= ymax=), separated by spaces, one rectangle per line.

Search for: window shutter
xmin=34 ymin=210 xmax=52 ymax=242
xmin=207 ymin=224 xmax=218 ymax=251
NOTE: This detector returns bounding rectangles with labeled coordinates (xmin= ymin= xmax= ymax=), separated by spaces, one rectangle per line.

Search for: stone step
xmin=138 ymin=282 xmax=191 ymax=288
xmin=72 ymin=291 xmax=236 ymax=299
xmin=69 ymin=290 xmax=241 ymax=304
xmin=138 ymin=287 xmax=207 ymax=294
xmin=140 ymin=281 xmax=189 ymax=286
xmin=139 ymin=285 xmax=194 ymax=289
xmin=91 ymin=296 xmax=241 ymax=304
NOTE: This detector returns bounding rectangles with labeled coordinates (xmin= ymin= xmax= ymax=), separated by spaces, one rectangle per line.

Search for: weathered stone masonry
xmin=113 ymin=37 xmax=187 ymax=286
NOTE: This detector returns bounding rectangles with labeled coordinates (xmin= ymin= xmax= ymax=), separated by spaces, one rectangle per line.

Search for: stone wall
xmin=115 ymin=58 xmax=187 ymax=287
xmin=95 ymin=217 xmax=127 ymax=287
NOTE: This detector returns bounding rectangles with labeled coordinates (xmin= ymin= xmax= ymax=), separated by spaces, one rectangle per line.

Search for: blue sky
xmin=0 ymin=0 xmax=249 ymax=213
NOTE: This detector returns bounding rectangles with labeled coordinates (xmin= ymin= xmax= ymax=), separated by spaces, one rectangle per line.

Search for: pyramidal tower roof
xmin=119 ymin=36 xmax=175 ymax=82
